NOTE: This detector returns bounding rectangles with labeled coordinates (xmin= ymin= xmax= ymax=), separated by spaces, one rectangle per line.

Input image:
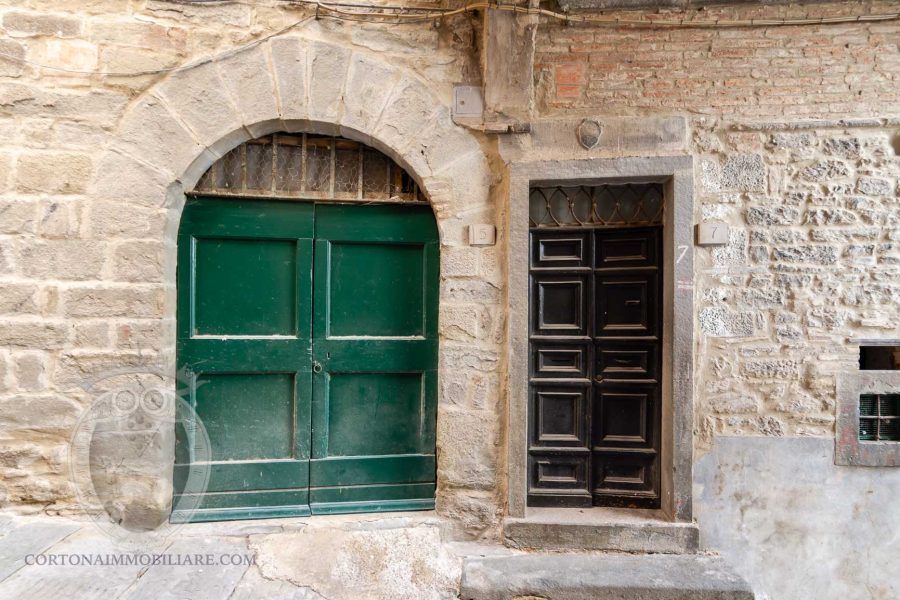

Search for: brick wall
xmin=536 ymin=1 xmax=900 ymax=118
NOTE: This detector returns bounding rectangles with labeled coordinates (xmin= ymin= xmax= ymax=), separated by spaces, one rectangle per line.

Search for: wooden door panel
xmin=531 ymin=230 xmax=592 ymax=270
xmin=528 ymin=224 xmax=662 ymax=509
xmin=596 ymin=275 xmax=657 ymax=337
xmin=193 ymin=373 xmax=296 ymax=461
xmin=532 ymin=386 xmax=590 ymax=447
xmin=532 ymin=342 xmax=590 ymax=379
xmin=532 ymin=275 xmax=589 ymax=337
xmin=325 ymin=242 xmax=425 ymax=337
xmin=310 ymin=204 xmax=438 ymax=513
xmin=595 ymin=228 xmax=659 ymax=269
xmin=193 ymin=237 xmax=297 ymax=335
xmin=174 ymin=198 xmax=314 ymax=523
xmin=596 ymin=343 xmax=659 ymax=383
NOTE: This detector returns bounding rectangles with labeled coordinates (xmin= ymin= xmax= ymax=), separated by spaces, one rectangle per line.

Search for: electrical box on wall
xmin=468 ymin=224 xmax=496 ymax=246
xmin=453 ymin=85 xmax=484 ymax=119
xmin=695 ymin=221 xmax=730 ymax=246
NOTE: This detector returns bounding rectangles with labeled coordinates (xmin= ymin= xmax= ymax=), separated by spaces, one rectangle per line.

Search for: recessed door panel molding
xmin=532 ymin=275 xmax=589 ymax=337
xmin=528 ymin=223 xmax=662 ymax=509
xmin=175 ymin=198 xmax=439 ymax=523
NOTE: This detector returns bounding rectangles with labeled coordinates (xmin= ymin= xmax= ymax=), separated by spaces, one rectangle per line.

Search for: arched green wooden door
xmin=173 ymin=198 xmax=439 ymax=523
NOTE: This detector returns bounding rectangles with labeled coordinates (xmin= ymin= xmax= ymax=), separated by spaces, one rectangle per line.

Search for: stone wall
xmin=535 ymin=2 xmax=900 ymax=447
xmin=0 ymin=0 xmax=505 ymax=534
xmin=0 ymin=0 xmax=897 ymax=550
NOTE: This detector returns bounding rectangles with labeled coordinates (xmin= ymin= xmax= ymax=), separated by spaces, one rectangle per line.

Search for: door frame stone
xmin=505 ymin=155 xmax=695 ymax=521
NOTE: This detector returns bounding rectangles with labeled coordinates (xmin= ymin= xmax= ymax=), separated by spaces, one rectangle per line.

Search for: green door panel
xmin=193 ymin=238 xmax=297 ymax=336
xmin=175 ymin=199 xmax=439 ymax=523
xmin=194 ymin=373 xmax=295 ymax=461
xmin=174 ymin=197 xmax=313 ymax=523
xmin=310 ymin=204 xmax=439 ymax=514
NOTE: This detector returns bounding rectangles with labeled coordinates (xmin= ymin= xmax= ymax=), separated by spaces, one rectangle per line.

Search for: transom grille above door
xmin=529 ymin=183 xmax=664 ymax=228
xmin=194 ymin=133 xmax=426 ymax=203
xmin=528 ymin=182 xmax=664 ymax=509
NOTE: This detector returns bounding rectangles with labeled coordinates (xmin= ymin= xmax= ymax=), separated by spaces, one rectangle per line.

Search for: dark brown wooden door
xmin=528 ymin=226 xmax=662 ymax=508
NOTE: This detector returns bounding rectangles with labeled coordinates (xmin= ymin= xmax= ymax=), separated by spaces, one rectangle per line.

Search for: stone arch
xmin=86 ymin=34 xmax=495 ymax=522
xmin=89 ymin=33 xmax=490 ymax=348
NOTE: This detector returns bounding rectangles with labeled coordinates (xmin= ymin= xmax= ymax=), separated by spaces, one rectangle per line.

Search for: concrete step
xmin=503 ymin=508 xmax=700 ymax=554
xmin=460 ymin=553 xmax=755 ymax=600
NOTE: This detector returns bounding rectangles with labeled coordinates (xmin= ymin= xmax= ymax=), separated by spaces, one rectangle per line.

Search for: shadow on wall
xmin=695 ymin=436 xmax=900 ymax=600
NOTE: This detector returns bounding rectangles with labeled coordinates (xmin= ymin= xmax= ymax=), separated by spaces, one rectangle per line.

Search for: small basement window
xmin=859 ymin=394 xmax=900 ymax=441
xmin=860 ymin=345 xmax=900 ymax=370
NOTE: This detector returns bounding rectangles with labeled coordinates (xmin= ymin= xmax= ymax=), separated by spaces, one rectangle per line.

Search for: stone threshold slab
xmin=461 ymin=553 xmax=755 ymax=600
xmin=503 ymin=507 xmax=699 ymax=554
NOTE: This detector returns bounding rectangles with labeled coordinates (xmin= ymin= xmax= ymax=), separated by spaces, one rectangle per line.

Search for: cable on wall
xmin=0 ymin=1 xmax=898 ymax=77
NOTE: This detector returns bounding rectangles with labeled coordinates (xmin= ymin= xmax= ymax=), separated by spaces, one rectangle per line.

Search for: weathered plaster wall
xmin=696 ymin=436 xmax=900 ymax=599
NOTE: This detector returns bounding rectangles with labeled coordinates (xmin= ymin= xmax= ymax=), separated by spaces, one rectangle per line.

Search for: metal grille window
xmin=194 ymin=133 xmax=426 ymax=203
xmin=859 ymin=394 xmax=900 ymax=441
xmin=529 ymin=183 xmax=664 ymax=228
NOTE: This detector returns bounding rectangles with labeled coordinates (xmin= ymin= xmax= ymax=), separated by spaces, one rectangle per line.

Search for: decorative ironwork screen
xmin=193 ymin=133 xmax=426 ymax=203
xmin=529 ymin=183 xmax=664 ymax=228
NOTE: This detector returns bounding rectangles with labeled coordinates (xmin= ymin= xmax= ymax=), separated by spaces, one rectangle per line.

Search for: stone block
xmin=720 ymin=153 xmax=766 ymax=192
xmin=0 ymin=321 xmax=68 ymax=349
xmin=157 ymin=61 xmax=242 ymax=148
xmin=16 ymin=152 xmax=92 ymax=194
xmin=437 ymin=408 xmax=497 ymax=490
xmin=822 ymin=136 xmax=861 ymax=158
xmin=373 ymin=76 xmax=441 ymax=152
xmin=36 ymin=199 xmax=80 ymax=238
xmin=215 ymin=44 xmax=278 ymax=129
xmin=442 ymin=247 xmax=479 ymax=277
xmin=0 ymin=199 xmax=37 ymax=233
xmin=856 ymin=176 xmax=892 ymax=196
xmin=741 ymin=359 xmax=799 ymax=380
xmin=111 ymin=241 xmax=164 ymax=283
xmin=699 ymin=307 xmax=758 ymax=338
xmin=18 ymin=239 xmax=106 ymax=280
xmin=62 ymin=286 xmax=164 ymax=318
xmin=88 ymin=201 xmax=166 ymax=238
xmin=461 ymin=554 xmax=753 ymax=600
xmin=0 ymin=283 xmax=38 ymax=315
xmin=768 ymin=132 xmax=815 ymax=149
xmin=341 ymin=53 xmax=401 ymax=136
xmin=806 ymin=207 xmax=857 ymax=226
xmin=307 ymin=41 xmax=351 ymax=124
xmin=0 ymin=395 xmax=81 ymax=434
xmin=800 ymin=159 xmax=849 ymax=182
xmin=269 ymin=37 xmax=308 ymax=121
xmin=3 ymin=11 xmax=81 ymax=37
xmin=0 ymin=39 xmax=26 ymax=77
xmin=772 ymin=245 xmax=838 ymax=264
xmin=710 ymin=393 xmax=759 ymax=414
xmin=114 ymin=95 xmax=202 ymax=178
xmin=745 ymin=205 xmax=800 ymax=226
xmin=440 ymin=304 xmax=480 ymax=341
xmin=71 ymin=321 xmax=111 ymax=348
xmin=14 ymin=352 xmax=48 ymax=391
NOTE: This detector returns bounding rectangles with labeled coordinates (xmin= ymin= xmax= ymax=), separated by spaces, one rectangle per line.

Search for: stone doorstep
xmin=460 ymin=553 xmax=756 ymax=600
xmin=502 ymin=507 xmax=700 ymax=554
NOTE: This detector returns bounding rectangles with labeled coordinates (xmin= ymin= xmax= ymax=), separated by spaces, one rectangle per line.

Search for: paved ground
xmin=0 ymin=511 xmax=490 ymax=600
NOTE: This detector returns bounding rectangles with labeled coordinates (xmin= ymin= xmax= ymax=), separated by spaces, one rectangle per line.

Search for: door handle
xmin=312 ymin=360 xmax=323 ymax=374
xmin=625 ymin=299 xmax=641 ymax=306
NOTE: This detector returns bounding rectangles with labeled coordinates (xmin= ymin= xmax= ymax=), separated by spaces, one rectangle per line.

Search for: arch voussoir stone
xmin=214 ymin=43 xmax=280 ymax=131
xmin=156 ymin=61 xmax=244 ymax=150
